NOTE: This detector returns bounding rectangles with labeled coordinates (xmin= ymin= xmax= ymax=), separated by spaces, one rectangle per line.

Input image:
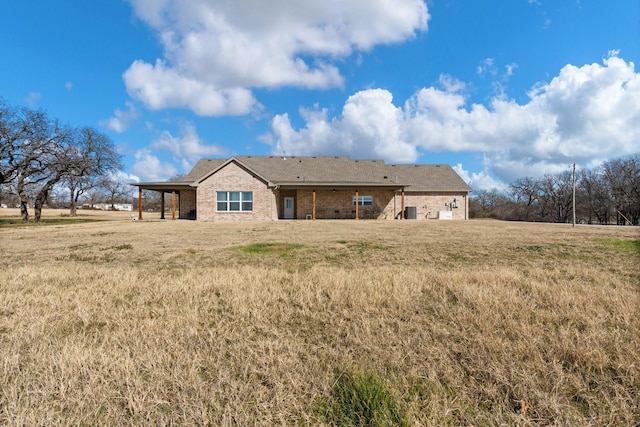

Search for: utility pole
xmin=572 ymin=163 xmax=576 ymax=227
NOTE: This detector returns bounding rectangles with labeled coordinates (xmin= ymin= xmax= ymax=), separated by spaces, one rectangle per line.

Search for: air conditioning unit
xmin=438 ymin=211 xmax=453 ymax=220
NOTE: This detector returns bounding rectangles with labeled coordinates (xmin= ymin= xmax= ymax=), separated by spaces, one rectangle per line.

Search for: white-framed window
xmin=217 ymin=191 xmax=253 ymax=211
xmin=353 ymin=195 xmax=373 ymax=206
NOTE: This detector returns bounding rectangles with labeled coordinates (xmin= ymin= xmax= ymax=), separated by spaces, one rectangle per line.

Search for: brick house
xmin=132 ymin=156 xmax=472 ymax=221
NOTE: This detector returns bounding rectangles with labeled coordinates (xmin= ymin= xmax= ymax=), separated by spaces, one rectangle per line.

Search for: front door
xmin=284 ymin=197 xmax=295 ymax=219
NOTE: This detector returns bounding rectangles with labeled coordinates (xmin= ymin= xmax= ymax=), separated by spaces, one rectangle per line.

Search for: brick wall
xmin=296 ymin=189 xmax=395 ymax=219
xmin=290 ymin=189 xmax=468 ymax=220
xmin=196 ymin=162 xmax=275 ymax=221
xmin=194 ymin=163 xmax=468 ymax=221
xmin=387 ymin=192 xmax=468 ymax=220
xmin=179 ymin=190 xmax=196 ymax=219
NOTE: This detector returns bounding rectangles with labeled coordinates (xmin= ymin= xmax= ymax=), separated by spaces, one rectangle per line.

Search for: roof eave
xmin=192 ymin=156 xmax=272 ymax=186
xmin=130 ymin=182 xmax=195 ymax=191
xmin=275 ymin=182 xmax=406 ymax=190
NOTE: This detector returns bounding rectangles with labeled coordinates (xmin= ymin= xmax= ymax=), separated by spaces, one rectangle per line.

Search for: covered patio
xmin=130 ymin=182 xmax=194 ymax=221
xmin=275 ymin=183 xmax=407 ymax=220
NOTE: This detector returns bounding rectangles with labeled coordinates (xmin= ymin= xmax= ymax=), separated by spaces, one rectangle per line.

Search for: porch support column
xmin=138 ymin=188 xmax=143 ymax=221
xmin=355 ymin=189 xmax=359 ymax=220
xmin=312 ymin=189 xmax=316 ymax=221
xmin=465 ymin=194 xmax=469 ymax=220
xmin=171 ymin=191 xmax=176 ymax=220
xmin=401 ymin=189 xmax=405 ymax=220
xmin=160 ymin=192 xmax=165 ymax=219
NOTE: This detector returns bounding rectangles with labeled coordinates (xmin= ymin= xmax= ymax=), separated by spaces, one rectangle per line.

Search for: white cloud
xmin=264 ymin=54 xmax=640 ymax=184
xmin=131 ymin=148 xmax=179 ymax=182
xmin=264 ymin=89 xmax=418 ymax=162
xmin=24 ymin=92 xmax=42 ymax=107
xmin=65 ymin=81 xmax=73 ymax=91
xmin=477 ymin=58 xmax=495 ymax=76
xmin=123 ymin=60 xmax=258 ymax=116
xmin=103 ymin=101 xmax=139 ymax=133
xmin=150 ymin=122 xmax=226 ymax=170
xmin=125 ymin=0 xmax=429 ymax=115
xmin=453 ymin=163 xmax=507 ymax=192
xmin=111 ymin=170 xmax=140 ymax=184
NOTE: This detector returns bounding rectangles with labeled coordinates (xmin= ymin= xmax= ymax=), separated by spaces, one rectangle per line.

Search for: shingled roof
xmin=189 ymin=156 xmax=471 ymax=192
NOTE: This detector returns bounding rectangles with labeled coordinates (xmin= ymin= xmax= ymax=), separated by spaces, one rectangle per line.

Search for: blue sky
xmin=1 ymin=0 xmax=639 ymax=190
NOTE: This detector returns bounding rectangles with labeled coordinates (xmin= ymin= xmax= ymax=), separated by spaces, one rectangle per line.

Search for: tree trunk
xmin=34 ymin=188 xmax=50 ymax=223
xmin=34 ymin=200 xmax=43 ymax=222
xmin=69 ymin=188 xmax=77 ymax=217
xmin=17 ymin=177 xmax=29 ymax=223
xmin=20 ymin=199 xmax=29 ymax=223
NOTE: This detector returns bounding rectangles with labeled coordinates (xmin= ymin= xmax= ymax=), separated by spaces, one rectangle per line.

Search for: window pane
xmin=229 ymin=192 xmax=240 ymax=201
xmin=242 ymin=201 xmax=253 ymax=211
xmin=229 ymin=201 xmax=240 ymax=211
xmin=217 ymin=202 xmax=227 ymax=211
xmin=242 ymin=192 xmax=252 ymax=201
xmin=217 ymin=192 xmax=227 ymax=202
xmin=353 ymin=196 xmax=373 ymax=206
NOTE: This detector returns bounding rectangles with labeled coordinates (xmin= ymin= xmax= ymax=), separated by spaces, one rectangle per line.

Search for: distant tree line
xmin=0 ymin=99 xmax=124 ymax=222
xmin=470 ymin=154 xmax=640 ymax=225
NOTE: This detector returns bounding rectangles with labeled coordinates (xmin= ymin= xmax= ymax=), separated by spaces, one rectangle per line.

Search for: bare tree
xmin=509 ymin=177 xmax=542 ymax=221
xmin=469 ymin=189 xmax=511 ymax=219
xmin=579 ymin=167 xmax=613 ymax=224
xmin=0 ymin=99 xmax=27 ymax=186
xmin=63 ymin=127 xmax=121 ymax=216
xmin=602 ymin=155 xmax=640 ymax=225
xmin=98 ymin=176 xmax=131 ymax=210
xmin=538 ymin=171 xmax=574 ymax=223
xmin=6 ymin=108 xmax=75 ymax=222
xmin=1 ymin=100 xmax=122 ymax=222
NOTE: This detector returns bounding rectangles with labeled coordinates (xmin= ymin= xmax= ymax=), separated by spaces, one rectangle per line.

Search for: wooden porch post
xmin=312 ymin=189 xmax=316 ymax=221
xmin=401 ymin=189 xmax=405 ymax=220
xmin=138 ymin=188 xmax=143 ymax=220
xmin=171 ymin=191 xmax=176 ymax=220
xmin=355 ymin=190 xmax=359 ymax=220
xmin=160 ymin=192 xmax=165 ymax=219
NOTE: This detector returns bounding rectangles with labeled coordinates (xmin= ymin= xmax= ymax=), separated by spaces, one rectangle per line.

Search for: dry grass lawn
xmin=0 ymin=209 xmax=639 ymax=425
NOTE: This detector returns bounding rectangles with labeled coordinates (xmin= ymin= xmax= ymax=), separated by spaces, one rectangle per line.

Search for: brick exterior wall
xmin=391 ymin=192 xmax=468 ymax=220
xmin=291 ymin=190 xmax=468 ymax=220
xmin=295 ymin=189 xmax=395 ymax=219
xmin=193 ymin=161 xmax=468 ymax=221
xmin=196 ymin=162 xmax=275 ymax=221
xmin=179 ymin=190 xmax=197 ymax=219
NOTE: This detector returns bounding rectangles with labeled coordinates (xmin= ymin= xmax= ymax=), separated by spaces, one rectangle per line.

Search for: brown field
xmin=1 ymin=208 xmax=639 ymax=426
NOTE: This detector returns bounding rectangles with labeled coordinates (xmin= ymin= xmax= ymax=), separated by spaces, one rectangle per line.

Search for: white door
xmin=284 ymin=197 xmax=295 ymax=219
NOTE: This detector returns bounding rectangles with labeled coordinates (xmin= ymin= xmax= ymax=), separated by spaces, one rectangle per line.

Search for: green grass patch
xmin=112 ymin=243 xmax=133 ymax=251
xmin=521 ymin=244 xmax=545 ymax=252
xmin=595 ymin=239 xmax=640 ymax=253
xmin=0 ymin=217 xmax=102 ymax=227
xmin=236 ymin=242 xmax=303 ymax=254
xmin=316 ymin=369 xmax=408 ymax=427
